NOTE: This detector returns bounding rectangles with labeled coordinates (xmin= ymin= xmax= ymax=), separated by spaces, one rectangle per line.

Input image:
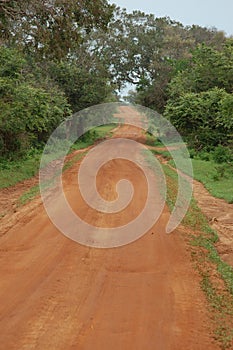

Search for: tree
xmin=90 ymin=9 xmax=226 ymax=112
xmin=164 ymin=38 xmax=233 ymax=148
xmin=0 ymin=0 xmax=114 ymax=59
xmin=48 ymin=53 xmax=112 ymax=113
xmin=167 ymin=39 xmax=233 ymax=98
xmin=217 ymin=93 xmax=233 ymax=133
xmin=164 ymin=88 xmax=233 ymax=149
xmin=0 ymin=47 xmax=71 ymax=158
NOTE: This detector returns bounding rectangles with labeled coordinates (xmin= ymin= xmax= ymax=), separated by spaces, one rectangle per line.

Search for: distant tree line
xmin=104 ymin=10 xmax=232 ymax=150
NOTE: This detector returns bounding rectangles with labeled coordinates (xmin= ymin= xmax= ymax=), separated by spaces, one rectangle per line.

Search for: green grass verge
xmin=71 ymin=123 xmax=117 ymax=151
xmin=18 ymin=184 xmax=40 ymax=206
xmin=0 ymin=154 xmax=41 ymax=189
xmin=18 ymin=151 xmax=87 ymax=206
xmin=151 ymin=148 xmax=233 ymax=204
xmin=191 ymin=159 xmax=233 ymax=204
xmin=144 ymin=132 xmax=162 ymax=146
xmin=0 ymin=124 xmax=117 ymax=189
xmin=162 ymin=162 xmax=233 ymax=349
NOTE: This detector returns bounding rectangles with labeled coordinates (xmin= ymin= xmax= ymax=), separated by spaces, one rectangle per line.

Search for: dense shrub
xmin=211 ymin=146 xmax=233 ymax=164
xmin=164 ymin=88 xmax=233 ymax=150
xmin=0 ymin=47 xmax=71 ymax=159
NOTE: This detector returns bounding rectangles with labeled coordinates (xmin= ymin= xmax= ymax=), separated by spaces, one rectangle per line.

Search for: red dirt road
xmin=0 ymin=117 xmax=220 ymax=349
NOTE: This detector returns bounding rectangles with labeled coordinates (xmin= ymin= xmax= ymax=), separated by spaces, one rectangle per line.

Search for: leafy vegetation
xmin=93 ymin=9 xmax=226 ymax=112
xmin=0 ymin=0 xmax=114 ymax=59
xmin=0 ymin=151 xmax=41 ymax=188
xmin=164 ymin=41 xmax=233 ymax=150
xmin=191 ymin=159 xmax=233 ymax=203
xmin=0 ymin=3 xmax=232 ymax=162
xmin=114 ymin=13 xmax=232 ymax=154
xmin=151 ymin=146 xmax=233 ymax=203
xmin=0 ymin=47 xmax=71 ymax=159
xmin=164 ymin=87 xmax=233 ymax=149
xmin=0 ymin=0 xmax=115 ymax=161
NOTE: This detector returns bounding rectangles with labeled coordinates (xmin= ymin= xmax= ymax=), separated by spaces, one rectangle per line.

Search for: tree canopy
xmin=0 ymin=2 xmax=232 ymax=158
xmin=0 ymin=0 xmax=114 ymax=59
xmin=164 ymin=39 xmax=233 ymax=149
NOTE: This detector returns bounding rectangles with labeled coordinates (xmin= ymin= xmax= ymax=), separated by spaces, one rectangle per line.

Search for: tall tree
xmin=0 ymin=47 xmax=71 ymax=158
xmin=167 ymin=39 xmax=233 ymax=99
xmin=90 ymin=8 xmax=226 ymax=112
xmin=164 ymin=40 xmax=233 ymax=149
xmin=0 ymin=0 xmax=114 ymax=59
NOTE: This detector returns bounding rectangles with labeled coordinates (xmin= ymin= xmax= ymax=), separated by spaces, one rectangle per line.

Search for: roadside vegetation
xmin=0 ymin=0 xmax=116 ymax=163
xmin=0 ymin=124 xmax=116 ymax=189
xmin=191 ymin=158 xmax=233 ymax=203
xmin=144 ymin=146 xmax=233 ymax=347
xmin=162 ymin=163 xmax=233 ymax=349
xmin=150 ymin=147 xmax=233 ymax=204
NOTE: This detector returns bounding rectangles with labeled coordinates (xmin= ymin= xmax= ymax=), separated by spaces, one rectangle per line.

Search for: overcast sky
xmin=109 ymin=0 xmax=233 ymax=36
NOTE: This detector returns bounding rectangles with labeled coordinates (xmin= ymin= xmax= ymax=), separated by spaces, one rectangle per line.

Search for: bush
xmin=211 ymin=165 xmax=226 ymax=181
xmin=212 ymin=146 xmax=232 ymax=164
xmin=198 ymin=150 xmax=211 ymax=161
xmin=164 ymin=87 xmax=233 ymax=150
xmin=0 ymin=47 xmax=71 ymax=159
xmin=188 ymin=149 xmax=196 ymax=159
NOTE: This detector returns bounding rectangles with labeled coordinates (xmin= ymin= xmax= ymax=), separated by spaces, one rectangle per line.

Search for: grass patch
xmin=151 ymin=147 xmax=233 ymax=204
xmin=62 ymin=151 xmax=87 ymax=172
xmin=191 ymin=159 xmax=233 ymax=203
xmin=152 ymin=148 xmax=171 ymax=159
xmin=0 ymin=153 xmax=41 ymax=189
xmin=144 ymin=132 xmax=162 ymax=147
xmin=18 ymin=151 xmax=88 ymax=206
xmin=71 ymin=123 xmax=117 ymax=151
xmin=18 ymin=185 xmax=40 ymax=206
xmin=0 ymin=124 xmax=116 ymax=190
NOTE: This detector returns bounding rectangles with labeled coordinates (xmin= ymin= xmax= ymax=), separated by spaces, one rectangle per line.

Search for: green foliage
xmin=0 ymin=1 xmax=115 ymax=162
xmin=168 ymin=40 xmax=233 ymax=96
xmin=217 ymin=92 xmax=233 ymax=133
xmin=71 ymin=124 xmax=116 ymax=150
xmin=1 ymin=0 xmax=114 ymax=59
xmin=0 ymin=47 xmax=71 ymax=159
xmin=164 ymin=88 xmax=233 ymax=149
xmin=0 ymin=152 xmax=41 ymax=188
xmin=197 ymin=151 xmax=211 ymax=161
xmin=164 ymin=40 xmax=233 ymax=149
xmin=0 ymin=46 xmax=25 ymax=78
xmin=189 ymin=159 xmax=233 ymax=203
xmin=212 ymin=146 xmax=233 ymax=164
xmin=0 ymin=3 xmax=231 ymax=164
xmin=91 ymin=9 xmax=225 ymax=111
xmin=49 ymin=60 xmax=111 ymax=113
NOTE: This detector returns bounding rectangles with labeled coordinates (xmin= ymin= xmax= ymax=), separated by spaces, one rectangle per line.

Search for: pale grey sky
xmin=109 ymin=0 xmax=233 ymax=36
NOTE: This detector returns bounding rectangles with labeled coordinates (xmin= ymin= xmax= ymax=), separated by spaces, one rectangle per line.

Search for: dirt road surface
xmin=0 ymin=107 xmax=220 ymax=349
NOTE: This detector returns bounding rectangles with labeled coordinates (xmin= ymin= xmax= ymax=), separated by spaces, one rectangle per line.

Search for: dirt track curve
xmin=0 ymin=106 xmax=220 ymax=349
